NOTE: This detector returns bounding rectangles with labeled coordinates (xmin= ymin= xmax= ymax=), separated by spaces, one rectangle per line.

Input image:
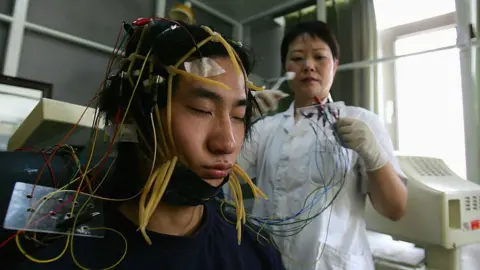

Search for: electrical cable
xmin=4 ymin=18 xmax=267 ymax=268
xmin=219 ymin=103 xmax=350 ymax=267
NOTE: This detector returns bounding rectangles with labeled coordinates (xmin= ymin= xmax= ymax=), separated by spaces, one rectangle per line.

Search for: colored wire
xmin=219 ymin=104 xmax=349 ymax=267
xmin=7 ymin=19 xmax=268 ymax=268
xmin=221 ymin=104 xmax=349 ymax=238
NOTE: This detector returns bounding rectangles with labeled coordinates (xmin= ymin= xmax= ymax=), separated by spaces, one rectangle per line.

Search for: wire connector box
xmin=3 ymin=182 xmax=104 ymax=238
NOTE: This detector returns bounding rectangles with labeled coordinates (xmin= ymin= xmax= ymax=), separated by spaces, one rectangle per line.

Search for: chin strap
xmin=160 ymin=164 xmax=229 ymax=206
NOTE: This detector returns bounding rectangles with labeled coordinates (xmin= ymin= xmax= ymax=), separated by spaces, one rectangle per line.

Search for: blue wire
xmin=223 ymin=104 xmax=349 ymax=231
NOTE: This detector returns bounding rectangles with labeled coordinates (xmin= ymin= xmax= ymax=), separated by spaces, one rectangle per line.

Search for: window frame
xmin=378 ymin=12 xmax=457 ymax=149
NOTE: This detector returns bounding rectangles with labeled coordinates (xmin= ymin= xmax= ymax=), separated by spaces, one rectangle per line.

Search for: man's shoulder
xmin=207 ymin=200 xmax=284 ymax=269
xmin=208 ymin=200 xmax=278 ymax=250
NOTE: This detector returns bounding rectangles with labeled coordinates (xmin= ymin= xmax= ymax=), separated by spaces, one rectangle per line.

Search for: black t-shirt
xmin=7 ymin=201 xmax=284 ymax=270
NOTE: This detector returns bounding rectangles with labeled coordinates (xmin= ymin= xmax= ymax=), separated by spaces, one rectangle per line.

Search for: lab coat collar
xmin=282 ymin=102 xmax=295 ymax=118
xmin=282 ymin=100 xmax=346 ymax=119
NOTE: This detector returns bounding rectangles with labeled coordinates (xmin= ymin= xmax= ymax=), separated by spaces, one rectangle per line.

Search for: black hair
xmin=99 ymin=21 xmax=257 ymax=134
xmin=97 ymin=20 xmax=258 ymax=199
xmin=280 ymin=20 xmax=340 ymax=66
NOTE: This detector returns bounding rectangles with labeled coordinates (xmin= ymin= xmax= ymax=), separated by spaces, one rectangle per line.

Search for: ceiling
xmin=193 ymin=0 xmax=314 ymax=24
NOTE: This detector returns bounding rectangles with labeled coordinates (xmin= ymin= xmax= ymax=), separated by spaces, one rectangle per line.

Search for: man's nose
xmin=207 ymin=118 xmax=237 ymax=155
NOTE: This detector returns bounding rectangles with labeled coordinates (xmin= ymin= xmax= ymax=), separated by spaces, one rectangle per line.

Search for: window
xmin=374 ymin=0 xmax=456 ymax=30
xmin=0 ymin=84 xmax=43 ymax=151
xmin=394 ymin=27 xmax=466 ymax=178
xmin=375 ymin=1 xmax=467 ymax=178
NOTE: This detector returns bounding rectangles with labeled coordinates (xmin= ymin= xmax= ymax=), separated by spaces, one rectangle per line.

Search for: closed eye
xmin=189 ymin=107 xmax=212 ymax=116
xmin=231 ymin=115 xmax=245 ymax=121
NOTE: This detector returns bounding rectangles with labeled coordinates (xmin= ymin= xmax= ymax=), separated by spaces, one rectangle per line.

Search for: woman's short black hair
xmin=280 ymin=20 xmax=340 ymax=66
xmin=97 ymin=20 xmax=258 ymax=199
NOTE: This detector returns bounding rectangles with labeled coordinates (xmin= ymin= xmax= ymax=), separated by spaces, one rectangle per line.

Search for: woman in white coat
xmin=239 ymin=21 xmax=408 ymax=270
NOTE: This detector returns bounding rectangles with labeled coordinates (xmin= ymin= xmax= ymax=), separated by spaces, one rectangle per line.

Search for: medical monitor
xmin=0 ymin=75 xmax=52 ymax=151
xmin=365 ymin=155 xmax=480 ymax=249
xmin=7 ymin=98 xmax=108 ymax=153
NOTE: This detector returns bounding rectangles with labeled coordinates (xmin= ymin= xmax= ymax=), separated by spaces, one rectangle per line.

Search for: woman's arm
xmin=367 ymin=163 xmax=407 ymax=221
xmin=336 ymin=110 xmax=408 ymax=221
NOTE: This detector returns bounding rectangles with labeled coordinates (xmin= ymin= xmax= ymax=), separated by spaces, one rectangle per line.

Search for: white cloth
xmin=235 ymin=102 xmax=406 ymax=270
xmin=253 ymin=89 xmax=289 ymax=116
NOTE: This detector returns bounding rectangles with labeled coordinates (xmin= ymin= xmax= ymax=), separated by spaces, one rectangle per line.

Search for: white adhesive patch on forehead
xmin=184 ymin=57 xmax=226 ymax=78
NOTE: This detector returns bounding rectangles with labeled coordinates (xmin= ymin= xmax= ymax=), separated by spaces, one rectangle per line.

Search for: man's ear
xmin=333 ymin=58 xmax=339 ymax=73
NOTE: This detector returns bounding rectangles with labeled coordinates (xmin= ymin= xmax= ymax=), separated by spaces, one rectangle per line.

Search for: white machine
xmin=7 ymin=98 xmax=107 ymax=152
xmin=365 ymin=155 xmax=480 ymax=270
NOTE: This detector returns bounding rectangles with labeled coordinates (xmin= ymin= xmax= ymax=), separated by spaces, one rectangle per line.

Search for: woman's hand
xmin=335 ymin=117 xmax=407 ymax=221
xmin=253 ymin=90 xmax=289 ymax=116
xmin=335 ymin=117 xmax=388 ymax=171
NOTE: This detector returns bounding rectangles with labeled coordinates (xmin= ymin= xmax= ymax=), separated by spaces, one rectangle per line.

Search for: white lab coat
xmin=236 ymin=102 xmax=406 ymax=270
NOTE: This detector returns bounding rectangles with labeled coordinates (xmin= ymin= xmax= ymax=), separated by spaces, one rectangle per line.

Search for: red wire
xmin=13 ymin=148 xmax=57 ymax=188
xmin=41 ymin=152 xmax=57 ymax=188
xmin=28 ymin=23 xmax=124 ymax=198
xmin=0 ymin=25 xmax=126 ymax=250
xmin=0 ymin=233 xmax=17 ymax=249
xmin=0 ymin=114 xmax=120 ymax=249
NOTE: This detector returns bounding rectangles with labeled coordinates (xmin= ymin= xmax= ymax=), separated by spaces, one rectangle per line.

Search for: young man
xmin=7 ymin=19 xmax=284 ymax=270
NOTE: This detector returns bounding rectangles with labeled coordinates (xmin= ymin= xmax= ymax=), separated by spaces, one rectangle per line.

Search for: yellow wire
xmin=143 ymin=161 xmax=172 ymax=221
xmin=88 ymin=23 xmax=269 ymax=248
xmin=16 ymin=184 xmax=75 ymax=264
xmin=138 ymin=166 xmax=162 ymax=235
xmin=174 ymin=35 xmax=215 ymax=67
xmin=138 ymin=161 xmax=170 ymax=243
xmin=16 ymin=172 xmax=86 ymax=263
xmin=15 ymin=233 xmax=70 ymax=264
xmin=68 ymin=145 xmax=93 ymax=194
xmin=71 ymin=227 xmax=127 ymax=270
xmin=166 ymin=66 xmax=231 ymax=90
xmin=219 ymin=200 xmax=270 ymax=245
xmin=70 ymin=162 xmax=127 ymax=270
xmin=145 ymin=156 xmax=177 ymax=222
xmin=218 ymin=199 xmax=317 ymax=268
xmin=231 ymin=174 xmax=246 ymax=224
xmin=71 ymin=117 xmax=101 ymax=216
xmin=16 ymin=24 xmax=271 ymax=270
xmin=134 ymin=121 xmax=154 ymax=155
xmin=148 ymin=112 xmax=159 ymax=183
xmin=154 ymin=106 xmax=169 ymax=159
xmin=15 ymin=155 xmax=120 ymax=266
xmin=201 ymin=26 xmax=242 ymax=76
xmin=166 ymin=74 xmax=175 ymax=153
xmin=233 ymin=165 xmax=267 ymax=200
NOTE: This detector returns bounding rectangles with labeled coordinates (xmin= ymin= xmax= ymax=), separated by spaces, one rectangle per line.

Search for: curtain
xmin=329 ymin=0 xmax=378 ymax=111
xmin=277 ymin=6 xmax=318 ymax=113
xmin=277 ymin=0 xmax=379 ymax=112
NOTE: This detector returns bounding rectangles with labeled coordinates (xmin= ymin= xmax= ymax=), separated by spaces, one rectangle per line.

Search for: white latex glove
xmin=253 ymin=90 xmax=289 ymax=116
xmin=335 ymin=117 xmax=388 ymax=171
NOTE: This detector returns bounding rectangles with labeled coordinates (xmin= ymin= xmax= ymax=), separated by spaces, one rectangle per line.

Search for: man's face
xmin=167 ymin=57 xmax=247 ymax=187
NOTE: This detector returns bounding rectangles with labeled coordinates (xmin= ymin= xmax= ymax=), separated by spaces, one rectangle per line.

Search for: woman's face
xmin=285 ymin=34 xmax=338 ymax=105
xmin=167 ymin=57 xmax=247 ymax=187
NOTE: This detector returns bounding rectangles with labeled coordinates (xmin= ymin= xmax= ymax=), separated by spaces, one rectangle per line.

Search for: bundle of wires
xmin=107 ymin=21 xmax=267 ymax=245
xmin=220 ymin=104 xmax=350 ymax=239
xmin=1 ymin=17 xmax=269 ymax=269
xmin=0 ymin=22 xmax=135 ymax=269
